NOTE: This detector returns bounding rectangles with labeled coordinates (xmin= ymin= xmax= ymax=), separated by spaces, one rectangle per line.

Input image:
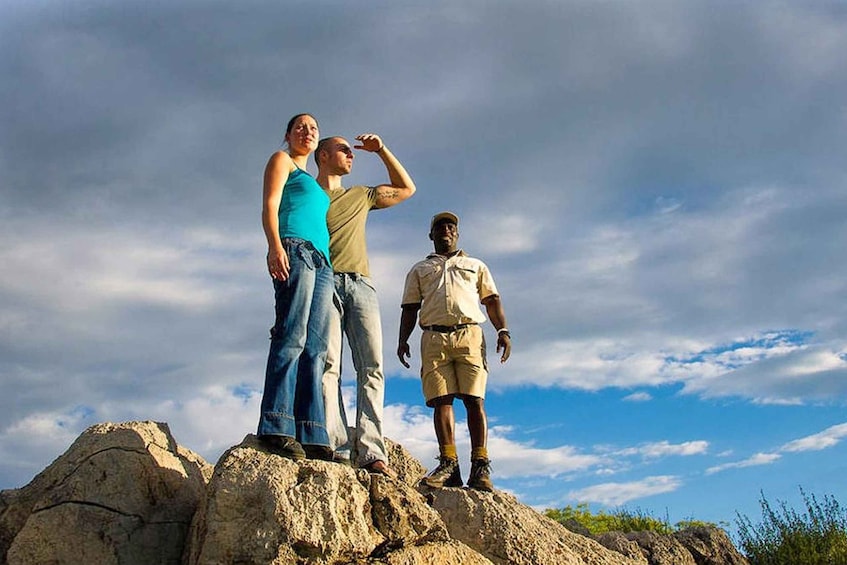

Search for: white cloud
xmin=705 ymin=452 xmax=781 ymax=475
xmin=569 ymin=476 xmax=683 ymax=507
xmin=0 ymin=408 xmax=93 ymax=487
xmin=683 ymin=345 xmax=847 ymax=404
xmin=700 ymin=421 xmax=847 ymax=479
xmin=0 ymin=222 xmax=261 ymax=316
xmin=780 ymin=422 xmax=847 ymax=453
xmin=469 ymin=212 xmax=542 ymax=256
xmin=615 ymin=440 xmax=709 ymax=459
xmin=623 ymin=392 xmax=652 ymax=402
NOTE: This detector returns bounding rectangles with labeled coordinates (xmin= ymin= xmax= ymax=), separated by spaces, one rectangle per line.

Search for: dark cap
xmin=430 ymin=211 xmax=459 ymax=229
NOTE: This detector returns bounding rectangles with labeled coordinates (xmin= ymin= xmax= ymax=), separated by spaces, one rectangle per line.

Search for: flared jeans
xmin=258 ymin=238 xmax=333 ymax=447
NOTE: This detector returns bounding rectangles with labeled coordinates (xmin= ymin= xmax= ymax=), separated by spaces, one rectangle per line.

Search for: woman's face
xmin=285 ymin=115 xmax=319 ymax=155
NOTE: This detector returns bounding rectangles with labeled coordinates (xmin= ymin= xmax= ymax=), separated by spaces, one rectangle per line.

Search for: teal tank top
xmin=278 ymin=167 xmax=331 ymax=264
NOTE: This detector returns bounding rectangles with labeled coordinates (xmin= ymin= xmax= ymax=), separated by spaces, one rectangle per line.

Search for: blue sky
xmin=2 ymin=0 xmax=847 ymax=535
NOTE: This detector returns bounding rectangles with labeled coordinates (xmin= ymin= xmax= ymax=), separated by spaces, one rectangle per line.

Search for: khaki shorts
xmin=420 ymin=325 xmax=488 ymax=406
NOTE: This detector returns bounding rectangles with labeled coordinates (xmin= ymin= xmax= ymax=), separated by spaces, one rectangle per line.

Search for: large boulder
xmin=595 ymin=527 xmax=749 ymax=565
xmin=183 ymin=434 xmax=478 ymax=564
xmin=424 ymin=487 xmax=645 ymax=565
xmin=1 ymin=421 xmax=212 ymax=565
xmin=673 ymin=526 xmax=749 ymax=565
xmin=622 ymin=530 xmax=698 ymax=565
xmin=596 ymin=531 xmax=650 ymax=564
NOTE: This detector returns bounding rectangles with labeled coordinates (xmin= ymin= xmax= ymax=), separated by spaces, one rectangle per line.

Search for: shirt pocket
xmin=451 ymin=262 xmax=479 ymax=292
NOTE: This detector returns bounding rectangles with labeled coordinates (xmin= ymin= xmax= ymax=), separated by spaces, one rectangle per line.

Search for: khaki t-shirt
xmin=325 ymin=185 xmax=378 ymax=276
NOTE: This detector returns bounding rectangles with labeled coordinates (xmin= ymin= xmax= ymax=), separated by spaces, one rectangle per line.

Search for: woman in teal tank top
xmin=257 ymin=113 xmax=333 ymax=460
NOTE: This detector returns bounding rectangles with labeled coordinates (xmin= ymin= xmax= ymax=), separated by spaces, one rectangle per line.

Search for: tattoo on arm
xmin=378 ymin=187 xmax=400 ymax=201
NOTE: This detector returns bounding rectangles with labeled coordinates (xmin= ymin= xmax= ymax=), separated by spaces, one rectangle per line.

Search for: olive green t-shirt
xmin=325 ymin=185 xmax=378 ymax=276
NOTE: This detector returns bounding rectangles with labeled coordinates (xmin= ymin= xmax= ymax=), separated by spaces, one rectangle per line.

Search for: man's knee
xmin=460 ymin=395 xmax=484 ymax=410
xmin=428 ymin=394 xmax=455 ymax=408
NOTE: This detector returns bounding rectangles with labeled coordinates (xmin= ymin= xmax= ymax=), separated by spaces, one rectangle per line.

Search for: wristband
xmin=497 ymin=328 xmax=510 ymax=337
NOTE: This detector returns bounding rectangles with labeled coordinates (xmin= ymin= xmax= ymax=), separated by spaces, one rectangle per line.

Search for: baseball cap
xmin=430 ymin=211 xmax=459 ymax=229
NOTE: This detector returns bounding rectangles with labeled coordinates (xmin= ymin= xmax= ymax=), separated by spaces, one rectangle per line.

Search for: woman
xmin=257 ymin=113 xmax=333 ymax=460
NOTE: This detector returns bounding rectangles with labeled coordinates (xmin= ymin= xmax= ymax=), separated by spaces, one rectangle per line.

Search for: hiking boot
xmin=303 ymin=445 xmax=334 ymax=461
xmin=421 ymin=456 xmax=462 ymax=488
xmin=258 ymin=435 xmax=306 ymax=460
xmin=467 ymin=458 xmax=494 ymax=492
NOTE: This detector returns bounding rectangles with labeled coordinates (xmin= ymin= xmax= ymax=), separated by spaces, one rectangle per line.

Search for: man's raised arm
xmin=354 ymin=133 xmax=416 ymax=209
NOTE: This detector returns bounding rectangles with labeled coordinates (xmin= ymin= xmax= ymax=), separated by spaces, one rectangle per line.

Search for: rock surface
xmin=425 ymin=486 xmax=645 ymax=565
xmin=673 ymin=526 xmax=749 ymax=565
xmin=596 ymin=531 xmax=650 ymax=564
xmin=1 ymin=421 xmax=750 ymax=565
xmin=0 ymin=421 xmax=211 ymax=565
xmin=184 ymin=434 xmax=457 ymax=564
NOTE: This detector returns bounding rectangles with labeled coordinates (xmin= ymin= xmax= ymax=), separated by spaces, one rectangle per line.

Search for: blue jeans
xmin=258 ymin=238 xmax=333 ymax=447
xmin=323 ymin=273 xmax=387 ymax=465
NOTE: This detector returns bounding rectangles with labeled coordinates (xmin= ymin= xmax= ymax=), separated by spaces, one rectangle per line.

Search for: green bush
xmin=544 ymin=503 xmax=713 ymax=536
xmin=735 ymin=487 xmax=847 ymax=565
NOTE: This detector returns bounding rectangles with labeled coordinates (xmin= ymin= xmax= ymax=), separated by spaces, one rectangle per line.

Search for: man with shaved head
xmin=315 ymin=133 xmax=416 ymax=476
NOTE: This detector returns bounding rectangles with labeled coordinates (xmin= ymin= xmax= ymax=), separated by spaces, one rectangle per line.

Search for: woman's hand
xmin=267 ymin=245 xmax=290 ymax=281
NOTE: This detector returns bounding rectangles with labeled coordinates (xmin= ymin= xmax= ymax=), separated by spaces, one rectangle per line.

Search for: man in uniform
xmin=397 ymin=212 xmax=511 ymax=490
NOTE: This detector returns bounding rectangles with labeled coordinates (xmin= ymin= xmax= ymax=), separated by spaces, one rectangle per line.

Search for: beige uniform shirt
xmin=324 ymin=185 xmax=378 ymax=276
xmin=401 ymin=250 xmax=498 ymax=327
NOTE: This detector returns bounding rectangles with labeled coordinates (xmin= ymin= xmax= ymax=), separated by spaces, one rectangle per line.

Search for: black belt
xmin=423 ymin=323 xmax=476 ymax=333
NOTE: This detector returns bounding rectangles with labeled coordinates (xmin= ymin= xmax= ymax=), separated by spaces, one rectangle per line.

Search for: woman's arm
xmin=262 ymin=151 xmax=293 ymax=281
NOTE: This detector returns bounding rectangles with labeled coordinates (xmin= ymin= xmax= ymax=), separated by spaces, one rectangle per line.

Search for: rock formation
xmin=0 ymin=421 xmax=211 ymax=565
xmin=424 ymin=487 xmax=642 ymax=565
xmin=673 ymin=526 xmax=749 ymax=565
xmin=0 ymin=421 xmax=748 ymax=565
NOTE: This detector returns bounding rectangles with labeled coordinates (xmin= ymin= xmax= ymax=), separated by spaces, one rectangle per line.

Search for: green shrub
xmin=735 ymin=487 xmax=847 ymax=565
xmin=544 ymin=503 xmax=713 ymax=536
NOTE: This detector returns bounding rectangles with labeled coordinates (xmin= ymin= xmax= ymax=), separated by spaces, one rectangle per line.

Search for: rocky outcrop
xmin=597 ymin=531 xmax=651 ymax=564
xmin=673 ymin=526 xmax=749 ymax=565
xmin=383 ymin=437 xmax=427 ymax=487
xmin=0 ymin=421 xmax=212 ymax=565
xmin=183 ymin=434 xmax=473 ymax=564
xmin=425 ymin=487 xmax=644 ymax=565
xmin=595 ymin=527 xmax=749 ymax=565
xmin=1 ymin=421 xmax=749 ymax=565
xmin=621 ymin=530 xmax=698 ymax=565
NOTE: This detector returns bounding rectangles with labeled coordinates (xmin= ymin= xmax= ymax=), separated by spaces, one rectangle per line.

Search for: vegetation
xmin=544 ymin=503 xmax=715 ymax=536
xmin=546 ymin=487 xmax=847 ymax=564
xmin=735 ymin=487 xmax=847 ymax=565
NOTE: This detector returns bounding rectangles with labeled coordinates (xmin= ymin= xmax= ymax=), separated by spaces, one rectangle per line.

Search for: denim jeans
xmin=258 ymin=238 xmax=333 ymax=447
xmin=322 ymin=273 xmax=387 ymax=465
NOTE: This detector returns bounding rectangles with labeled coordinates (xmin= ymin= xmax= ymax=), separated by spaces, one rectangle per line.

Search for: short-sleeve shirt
xmin=401 ymin=250 xmax=498 ymax=327
xmin=324 ymin=185 xmax=378 ymax=276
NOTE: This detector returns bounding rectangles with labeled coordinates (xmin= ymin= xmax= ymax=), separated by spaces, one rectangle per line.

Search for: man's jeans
xmin=323 ymin=273 xmax=388 ymax=465
xmin=258 ymin=238 xmax=333 ymax=447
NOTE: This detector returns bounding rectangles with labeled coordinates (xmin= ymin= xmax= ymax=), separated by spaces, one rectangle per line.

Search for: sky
xmin=2 ymin=0 xmax=847 ymax=536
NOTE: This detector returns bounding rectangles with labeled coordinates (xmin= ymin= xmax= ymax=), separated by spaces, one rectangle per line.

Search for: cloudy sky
xmin=2 ymin=0 xmax=846 ymax=532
